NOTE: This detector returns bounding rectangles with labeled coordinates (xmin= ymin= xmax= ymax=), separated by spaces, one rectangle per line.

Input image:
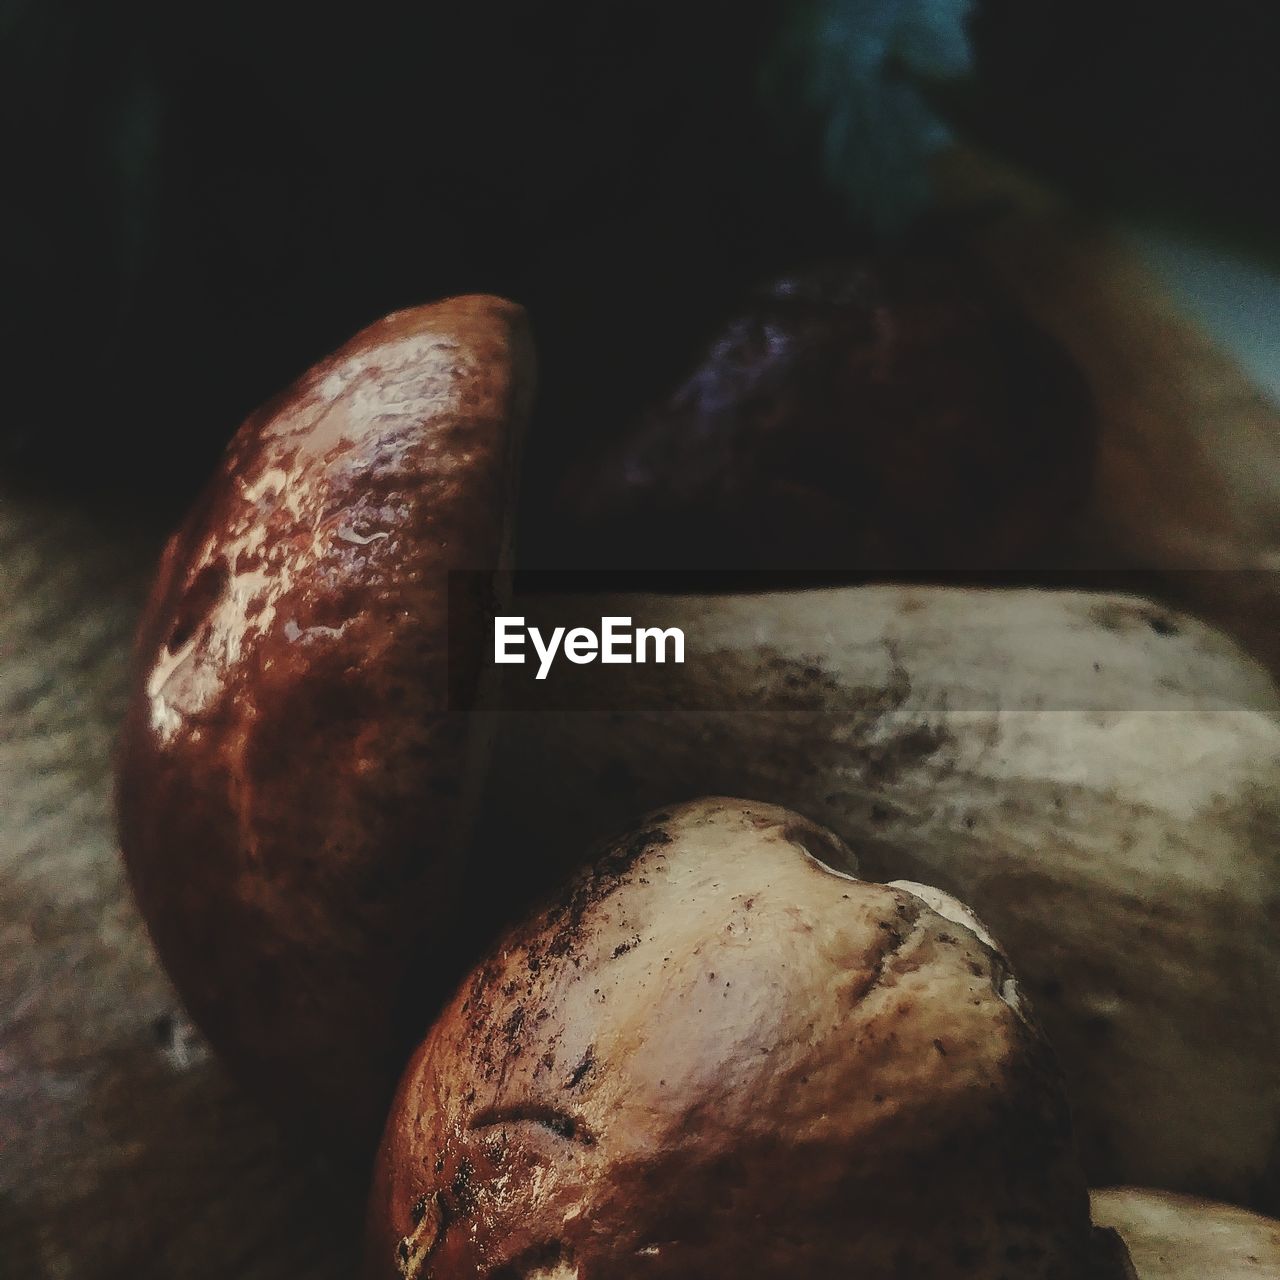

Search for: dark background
xmin=3 ymin=0 xmax=1277 ymax=512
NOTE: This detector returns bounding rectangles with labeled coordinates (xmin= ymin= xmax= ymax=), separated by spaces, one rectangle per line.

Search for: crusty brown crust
xmin=115 ymin=296 xmax=534 ymax=1152
xmin=367 ymin=797 xmax=1128 ymax=1279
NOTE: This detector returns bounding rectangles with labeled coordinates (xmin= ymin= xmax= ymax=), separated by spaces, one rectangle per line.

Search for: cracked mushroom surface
xmin=116 ymin=296 xmax=534 ymax=1153
xmin=367 ymin=797 xmax=1128 ymax=1279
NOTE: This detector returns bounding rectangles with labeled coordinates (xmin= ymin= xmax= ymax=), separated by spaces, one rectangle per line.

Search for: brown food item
xmin=548 ymin=250 xmax=1096 ymax=572
xmin=1091 ymin=1188 xmax=1280 ymax=1279
xmin=115 ymin=296 xmax=534 ymax=1153
xmin=940 ymin=147 xmax=1280 ymax=680
xmin=480 ymin=585 xmax=1280 ymax=1207
xmin=367 ymin=797 xmax=1130 ymax=1279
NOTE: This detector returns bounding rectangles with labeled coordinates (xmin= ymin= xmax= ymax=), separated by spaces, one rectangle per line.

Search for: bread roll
xmin=368 ymin=797 xmax=1128 ymax=1279
xmin=116 ymin=296 xmax=533 ymax=1151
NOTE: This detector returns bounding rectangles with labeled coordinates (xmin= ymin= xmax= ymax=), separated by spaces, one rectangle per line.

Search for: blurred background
xmin=3 ymin=0 xmax=1277 ymax=516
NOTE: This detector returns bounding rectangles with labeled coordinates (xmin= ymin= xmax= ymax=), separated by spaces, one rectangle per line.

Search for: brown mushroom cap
xmin=367 ymin=797 xmax=1127 ymax=1279
xmin=540 ymin=251 xmax=1096 ymax=574
xmin=115 ymin=296 xmax=534 ymax=1152
xmin=478 ymin=585 xmax=1280 ymax=1207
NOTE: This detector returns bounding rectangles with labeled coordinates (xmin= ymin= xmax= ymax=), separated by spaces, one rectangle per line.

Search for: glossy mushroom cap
xmin=116 ymin=296 xmax=534 ymax=1152
xmin=367 ymin=797 xmax=1128 ymax=1279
